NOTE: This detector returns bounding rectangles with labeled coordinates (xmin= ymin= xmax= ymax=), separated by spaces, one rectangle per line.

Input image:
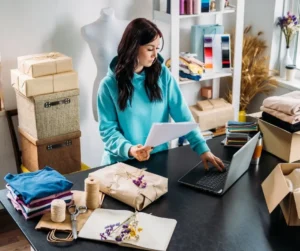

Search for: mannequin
xmin=81 ymin=8 xmax=129 ymax=121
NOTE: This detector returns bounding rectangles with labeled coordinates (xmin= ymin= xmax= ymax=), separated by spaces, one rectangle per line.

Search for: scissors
xmin=68 ymin=204 xmax=87 ymax=239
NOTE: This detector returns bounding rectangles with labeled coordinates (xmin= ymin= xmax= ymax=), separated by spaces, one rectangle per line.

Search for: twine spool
xmin=85 ymin=177 xmax=100 ymax=210
xmin=51 ymin=199 xmax=66 ymax=223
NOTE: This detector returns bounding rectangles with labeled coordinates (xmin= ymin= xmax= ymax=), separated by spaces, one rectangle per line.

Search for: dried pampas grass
xmin=227 ymin=26 xmax=278 ymax=111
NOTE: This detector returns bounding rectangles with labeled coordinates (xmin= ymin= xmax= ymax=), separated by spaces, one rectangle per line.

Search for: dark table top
xmin=1 ymin=136 xmax=300 ymax=251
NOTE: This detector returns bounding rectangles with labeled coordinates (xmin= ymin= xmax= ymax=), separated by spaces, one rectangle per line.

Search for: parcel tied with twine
xmin=17 ymin=52 xmax=73 ymax=78
xmin=89 ymin=163 xmax=168 ymax=211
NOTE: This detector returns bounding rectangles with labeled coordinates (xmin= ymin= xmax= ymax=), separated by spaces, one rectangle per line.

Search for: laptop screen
xmin=223 ymin=132 xmax=260 ymax=191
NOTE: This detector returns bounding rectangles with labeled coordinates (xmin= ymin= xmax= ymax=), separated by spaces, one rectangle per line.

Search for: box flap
xmin=261 ymin=164 xmax=291 ymax=213
xmin=293 ymin=189 xmax=300 ymax=219
xmin=258 ymin=119 xmax=294 ymax=162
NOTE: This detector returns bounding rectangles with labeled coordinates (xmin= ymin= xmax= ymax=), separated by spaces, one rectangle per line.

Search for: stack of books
xmin=226 ymin=121 xmax=258 ymax=133
xmin=225 ymin=121 xmax=258 ymax=147
xmin=225 ymin=132 xmax=249 ymax=147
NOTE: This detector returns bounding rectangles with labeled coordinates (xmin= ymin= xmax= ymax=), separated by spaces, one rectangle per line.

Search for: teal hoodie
xmin=97 ymin=54 xmax=209 ymax=165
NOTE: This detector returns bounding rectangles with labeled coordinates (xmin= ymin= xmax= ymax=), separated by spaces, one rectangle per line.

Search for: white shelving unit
xmin=152 ymin=0 xmax=245 ymax=120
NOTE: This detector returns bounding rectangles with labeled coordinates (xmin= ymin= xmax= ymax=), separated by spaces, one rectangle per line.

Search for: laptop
xmin=178 ymin=132 xmax=260 ymax=195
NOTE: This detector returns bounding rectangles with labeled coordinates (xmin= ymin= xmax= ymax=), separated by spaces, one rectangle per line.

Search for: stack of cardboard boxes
xmin=11 ymin=52 xmax=81 ymax=174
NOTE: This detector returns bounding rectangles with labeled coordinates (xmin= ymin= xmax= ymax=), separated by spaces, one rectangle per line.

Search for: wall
xmin=0 ymin=0 xmax=58 ymax=189
xmin=0 ymin=0 xmax=164 ymax=175
xmin=0 ymin=0 xmax=239 ymax=175
xmin=0 ymin=0 xmax=291 ymax=180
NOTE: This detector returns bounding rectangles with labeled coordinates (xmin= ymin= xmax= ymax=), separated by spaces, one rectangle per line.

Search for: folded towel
xmin=262 ymin=91 xmax=300 ymax=115
xmin=4 ymin=166 xmax=73 ymax=204
xmin=260 ymin=106 xmax=300 ymax=124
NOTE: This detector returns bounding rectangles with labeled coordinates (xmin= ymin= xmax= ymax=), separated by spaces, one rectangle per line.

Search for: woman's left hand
xmin=200 ymin=151 xmax=225 ymax=172
xmin=129 ymin=145 xmax=153 ymax=161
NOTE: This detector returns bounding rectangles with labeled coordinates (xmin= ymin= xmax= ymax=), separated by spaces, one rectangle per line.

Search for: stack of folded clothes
xmin=225 ymin=121 xmax=258 ymax=147
xmin=4 ymin=166 xmax=73 ymax=220
xmin=166 ymin=52 xmax=205 ymax=81
xmin=260 ymin=91 xmax=300 ymax=133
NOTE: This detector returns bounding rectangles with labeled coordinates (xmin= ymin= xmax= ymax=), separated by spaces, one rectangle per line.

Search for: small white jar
xmin=286 ymin=65 xmax=296 ymax=81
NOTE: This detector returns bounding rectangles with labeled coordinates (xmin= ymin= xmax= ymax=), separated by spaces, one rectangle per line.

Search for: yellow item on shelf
xmin=166 ymin=57 xmax=204 ymax=75
xmin=21 ymin=163 xmax=90 ymax=173
xmin=238 ymin=110 xmax=247 ymax=122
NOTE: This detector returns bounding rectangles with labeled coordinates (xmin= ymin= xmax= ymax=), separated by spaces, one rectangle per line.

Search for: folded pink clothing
xmin=262 ymin=91 xmax=300 ymax=115
xmin=6 ymin=184 xmax=72 ymax=208
xmin=21 ymin=194 xmax=73 ymax=214
xmin=7 ymin=192 xmax=73 ymax=220
xmin=260 ymin=106 xmax=300 ymax=124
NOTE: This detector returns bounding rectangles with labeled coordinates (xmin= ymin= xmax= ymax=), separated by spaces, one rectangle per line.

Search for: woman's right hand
xmin=129 ymin=145 xmax=153 ymax=161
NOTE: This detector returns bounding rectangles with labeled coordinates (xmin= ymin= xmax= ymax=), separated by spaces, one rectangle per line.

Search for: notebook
xmin=78 ymin=209 xmax=177 ymax=251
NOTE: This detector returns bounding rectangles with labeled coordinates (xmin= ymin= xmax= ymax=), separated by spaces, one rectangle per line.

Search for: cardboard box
xmin=190 ymin=105 xmax=234 ymax=131
xmin=11 ymin=69 xmax=78 ymax=97
xmin=262 ymin=163 xmax=300 ymax=226
xmin=200 ymin=86 xmax=212 ymax=99
xmin=196 ymin=98 xmax=229 ymax=111
xmin=19 ymin=128 xmax=81 ymax=174
xmin=18 ymin=52 xmax=73 ymax=78
xmin=16 ymin=89 xmax=80 ymax=139
xmin=258 ymin=119 xmax=300 ymax=163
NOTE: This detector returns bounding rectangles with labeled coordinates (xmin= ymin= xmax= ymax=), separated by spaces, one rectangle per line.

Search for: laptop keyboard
xmin=196 ymin=163 xmax=230 ymax=191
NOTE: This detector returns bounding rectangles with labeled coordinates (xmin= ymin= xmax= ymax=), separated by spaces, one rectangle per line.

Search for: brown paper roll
xmin=84 ymin=177 xmax=100 ymax=210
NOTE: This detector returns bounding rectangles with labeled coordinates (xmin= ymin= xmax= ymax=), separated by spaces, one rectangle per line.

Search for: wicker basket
xmin=16 ymin=89 xmax=80 ymax=139
xmin=19 ymin=127 xmax=81 ymax=174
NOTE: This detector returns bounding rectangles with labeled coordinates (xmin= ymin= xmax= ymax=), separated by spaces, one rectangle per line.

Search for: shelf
xmin=154 ymin=8 xmax=235 ymax=24
xmin=179 ymin=71 xmax=232 ymax=85
xmin=274 ymin=76 xmax=300 ymax=91
xmin=180 ymin=9 xmax=235 ymax=19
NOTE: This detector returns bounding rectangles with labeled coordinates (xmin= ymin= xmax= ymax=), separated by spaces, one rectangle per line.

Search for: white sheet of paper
xmin=78 ymin=209 xmax=177 ymax=251
xmin=144 ymin=122 xmax=198 ymax=147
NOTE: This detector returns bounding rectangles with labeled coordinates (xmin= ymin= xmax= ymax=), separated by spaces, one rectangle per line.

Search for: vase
xmin=238 ymin=110 xmax=247 ymax=122
xmin=280 ymin=47 xmax=293 ymax=79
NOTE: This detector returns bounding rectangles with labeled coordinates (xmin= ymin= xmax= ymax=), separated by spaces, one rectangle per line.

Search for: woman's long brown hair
xmin=115 ymin=18 xmax=164 ymax=111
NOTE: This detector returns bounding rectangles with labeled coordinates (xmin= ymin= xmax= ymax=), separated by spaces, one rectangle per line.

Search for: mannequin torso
xmin=81 ymin=8 xmax=129 ymax=121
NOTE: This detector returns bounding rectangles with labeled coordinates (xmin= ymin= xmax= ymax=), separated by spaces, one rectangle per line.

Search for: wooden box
xmin=19 ymin=128 xmax=81 ymax=174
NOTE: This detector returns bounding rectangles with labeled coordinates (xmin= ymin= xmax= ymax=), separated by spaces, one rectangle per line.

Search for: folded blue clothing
xmin=179 ymin=71 xmax=201 ymax=81
xmin=4 ymin=166 xmax=73 ymax=204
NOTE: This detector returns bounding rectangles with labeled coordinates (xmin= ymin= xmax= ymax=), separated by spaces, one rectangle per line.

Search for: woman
xmin=97 ymin=18 xmax=224 ymax=171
